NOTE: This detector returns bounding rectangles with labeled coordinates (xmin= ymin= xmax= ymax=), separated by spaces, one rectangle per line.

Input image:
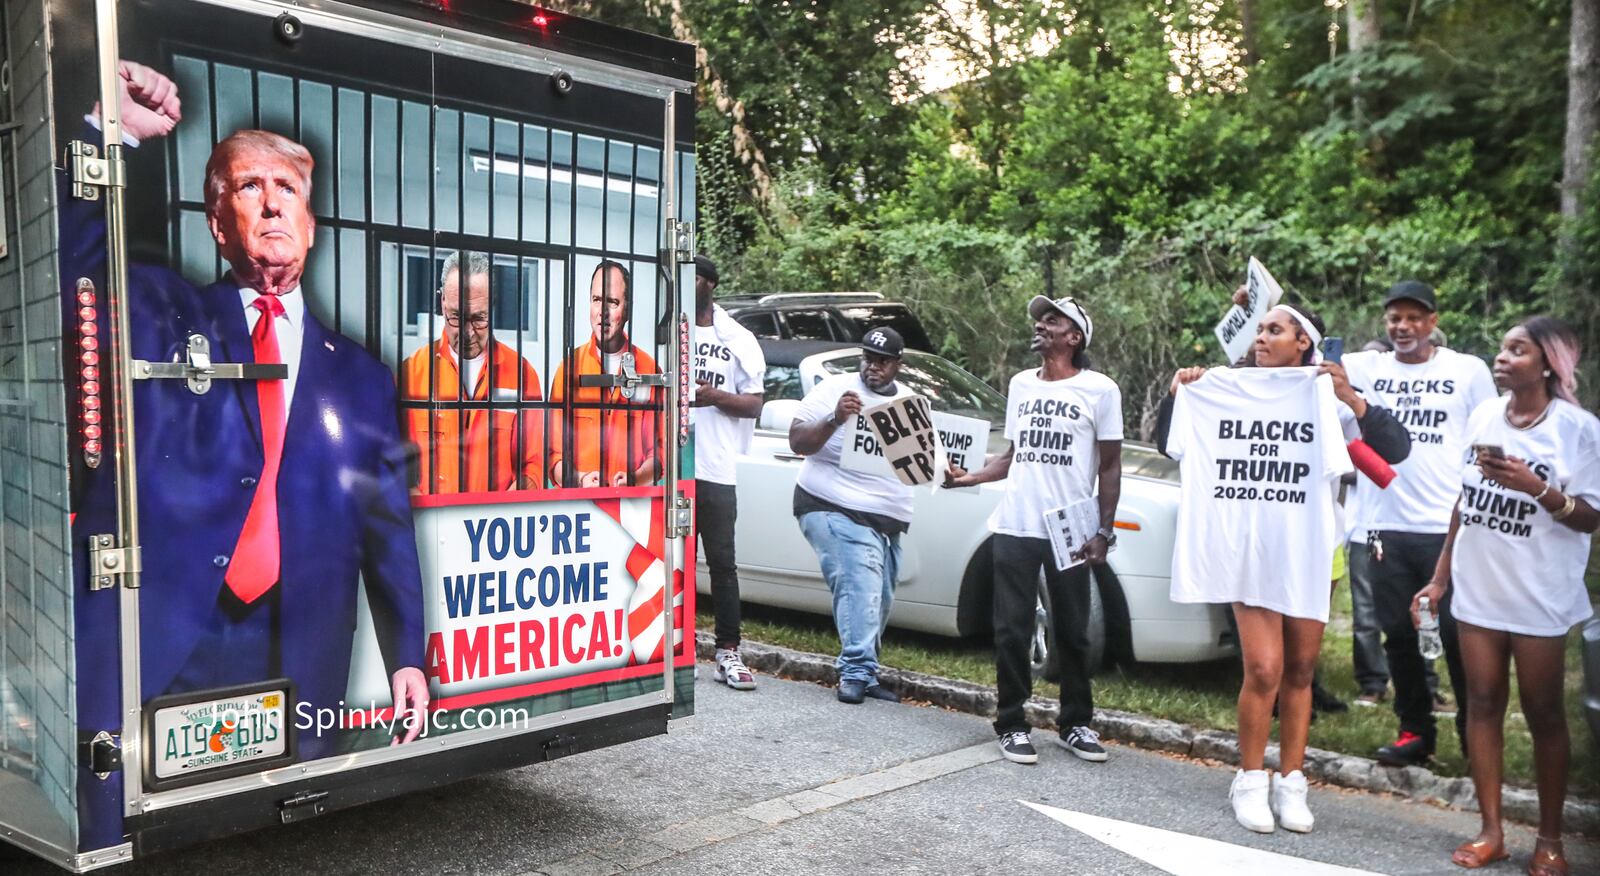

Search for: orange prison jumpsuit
xmin=401 ymin=337 xmax=546 ymax=494
xmin=547 ymin=337 xmax=661 ymax=487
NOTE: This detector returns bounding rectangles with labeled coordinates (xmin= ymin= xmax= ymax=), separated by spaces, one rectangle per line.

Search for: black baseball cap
xmin=859 ymin=326 xmax=905 ymax=359
xmin=693 ymin=255 xmax=719 ymax=285
xmin=1382 ymin=280 xmax=1436 ymax=312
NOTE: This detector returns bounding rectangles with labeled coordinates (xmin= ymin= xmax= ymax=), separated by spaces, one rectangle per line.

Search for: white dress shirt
xmin=239 ymin=286 xmax=306 ymax=412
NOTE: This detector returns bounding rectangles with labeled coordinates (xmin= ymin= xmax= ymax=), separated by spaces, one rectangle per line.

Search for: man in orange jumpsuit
xmin=401 ymin=251 xmax=546 ymax=494
xmin=548 ymin=260 xmax=661 ymax=488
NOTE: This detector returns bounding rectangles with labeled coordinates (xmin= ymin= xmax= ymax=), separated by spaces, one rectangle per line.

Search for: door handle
xmin=772 ymin=452 xmax=805 ymax=462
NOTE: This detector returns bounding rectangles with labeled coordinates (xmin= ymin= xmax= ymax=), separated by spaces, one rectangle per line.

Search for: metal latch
xmin=66 ymin=140 xmax=125 ymax=201
xmin=85 ymin=730 xmax=122 ymax=778
xmin=578 ymin=349 xmax=667 ymax=399
xmin=88 ymin=533 xmax=140 ymax=591
xmin=543 ymin=732 xmax=578 ymax=761
xmin=132 ymin=333 xmax=287 ymax=395
xmin=668 ymin=495 xmax=693 ymax=539
xmin=665 ymin=217 xmax=695 ymax=264
xmin=278 ymin=790 xmax=330 ymax=824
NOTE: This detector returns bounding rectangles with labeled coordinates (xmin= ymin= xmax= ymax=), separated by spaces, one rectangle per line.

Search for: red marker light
xmin=82 ymin=380 xmax=100 ymax=396
xmin=80 ymin=336 xmax=98 ymax=351
xmin=83 ymin=424 xmax=102 ymax=440
xmin=81 ymin=350 xmax=99 ymax=366
xmin=83 ymin=366 xmax=99 ymax=382
xmin=83 ymin=410 xmax=101 ymax=425
xmin=84 ymin=439 xmax=102 ymax=455
xmin=533 ymin=14 xmax=548 ymax=26
xmin=80 ymin=321 xmax=98 ymax=337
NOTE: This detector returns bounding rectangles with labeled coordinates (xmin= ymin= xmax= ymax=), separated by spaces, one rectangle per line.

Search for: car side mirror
xmin=759 ymin=398 xmax=800 ymax=433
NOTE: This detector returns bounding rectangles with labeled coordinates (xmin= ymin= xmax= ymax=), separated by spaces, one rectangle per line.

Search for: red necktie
xmin=225 ymin=294 xmax=286 ymax=604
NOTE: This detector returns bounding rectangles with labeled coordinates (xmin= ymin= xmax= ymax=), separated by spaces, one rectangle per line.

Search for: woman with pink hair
xmin=1414 ymin=316 xmax=1597 ymax=876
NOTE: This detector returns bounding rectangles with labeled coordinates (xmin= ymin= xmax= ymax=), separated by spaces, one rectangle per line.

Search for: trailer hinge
xmin=83 ymin=730 xmax=122 ymax=778
xmin=542 ymin=732 xmax=578 ymax=761
xmin=665 ymin=218 xmax=695 ymax=264
xmin=66 ymin=140 xmax=126 ymax=201
xmin=667 ymin=494 xmax=693 ymax=539
xmin=132 ymin=332 xmax=287 ymax=395
xmin=88 ymin=533 xmax=141 ymax=591
xmin=278 ymin=790 xmax=330 ymax=824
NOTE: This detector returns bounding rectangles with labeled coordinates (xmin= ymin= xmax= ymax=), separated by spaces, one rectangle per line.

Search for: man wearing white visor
xmin=947 ymin=295 xmax=1124 ymax=764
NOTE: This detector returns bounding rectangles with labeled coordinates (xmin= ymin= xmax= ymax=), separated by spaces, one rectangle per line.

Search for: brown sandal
xmin=1527 ymin=837 xmax=1567 ymax=876
xmin=1451 ymin=838 xmax=1509 ymax=869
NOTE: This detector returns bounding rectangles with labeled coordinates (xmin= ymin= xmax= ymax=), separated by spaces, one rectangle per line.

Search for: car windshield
xmin=1122 ymin=443 xmax=1179 ymax=483
xmin=819 ymin=351 xmax=1006 ymax=423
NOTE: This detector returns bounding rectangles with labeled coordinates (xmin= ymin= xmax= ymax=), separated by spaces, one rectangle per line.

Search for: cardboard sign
xmin=932 ymin=412 xmax=990 ymax=487
xmin=838 ymin=395 xmax=941 ymax=486
xmin=1214 ymin=257 xmax=1284 ymax=365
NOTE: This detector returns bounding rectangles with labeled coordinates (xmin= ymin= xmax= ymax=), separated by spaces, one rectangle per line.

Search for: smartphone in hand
xmin=1471 ymin=443 xmax=1506 ymax=463
xmin=1320 ymin=336 xmax=1344 ymax=365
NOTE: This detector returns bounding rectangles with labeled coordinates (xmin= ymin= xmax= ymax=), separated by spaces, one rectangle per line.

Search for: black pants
xmin=1370 ymin=531 xmax=1467 ymax=748
xmin=696 ymin=480 xmax=741 ymax=649
xmin=992 ymin=534 xmax=1093 ymax=734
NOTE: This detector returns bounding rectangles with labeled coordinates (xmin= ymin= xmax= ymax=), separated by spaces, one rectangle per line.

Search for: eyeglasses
xmin=443 ymin=312 xmax=490 ymax=329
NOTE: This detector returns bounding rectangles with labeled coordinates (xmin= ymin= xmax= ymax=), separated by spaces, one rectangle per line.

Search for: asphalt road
xmin=5 ymin=666 xmax=1597 ymax=875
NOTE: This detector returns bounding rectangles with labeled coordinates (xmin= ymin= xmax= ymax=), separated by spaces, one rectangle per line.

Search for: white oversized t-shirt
xmin=691 ymin=305 xmax=766 ymax=485
xmin=988 ymin=369 xmax=1124 ymax=539
xmin=1167 ymin=368 xmax=1354 ymax=622
xmin=1450 ymin=397 xmax=1600 ymax=636
xmin=1344 ymin=348 xmax=1497 ymax=533
xmin=793 ymin=372 xmax=918 ymax=523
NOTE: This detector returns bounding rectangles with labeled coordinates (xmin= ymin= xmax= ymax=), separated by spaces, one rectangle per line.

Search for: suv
xmin=717 ymin=292 xmax=935 ymax=352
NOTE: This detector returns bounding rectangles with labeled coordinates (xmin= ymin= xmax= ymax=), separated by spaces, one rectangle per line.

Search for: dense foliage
xmin=560 ymin=0 xmax=1595 ymax=436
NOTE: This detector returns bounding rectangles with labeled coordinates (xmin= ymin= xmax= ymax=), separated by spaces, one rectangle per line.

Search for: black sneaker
xmin=998 ymin=731 xmax=1038 ymax=764
xmin=1375 ymin=730 xmax=1433 ymax=766
xmin=1056 ymin=726 xmax=1109 ymax=762
xmin=1311 ymin=681 xmax=1349 ymax=714
xmin=864 ymin=684 xmax=901 ymax=703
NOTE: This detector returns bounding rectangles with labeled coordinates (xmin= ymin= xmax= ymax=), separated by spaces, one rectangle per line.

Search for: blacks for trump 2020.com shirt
xmin=987 ymin=368 xmax=1123 ymax=539
xmin=1343 ymin=348 xmax=1496 ymax=534
xmin=1166 ymin=368 xmax=1353 ymax=622
xmin=1450 ymin=396 xmax=1600 ymax=636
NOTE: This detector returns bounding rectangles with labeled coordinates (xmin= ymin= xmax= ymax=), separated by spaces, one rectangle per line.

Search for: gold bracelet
xmin=1552 ymin=494 xmax=1578 ymax=521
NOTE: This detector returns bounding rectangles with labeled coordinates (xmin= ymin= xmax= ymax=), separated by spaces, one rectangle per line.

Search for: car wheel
xmin=1029 ymin=570 xmax=1106 ymax=682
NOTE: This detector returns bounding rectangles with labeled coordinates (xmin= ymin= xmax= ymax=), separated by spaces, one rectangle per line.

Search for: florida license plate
xmin=150 ymin=686 xmax=291 ymax=783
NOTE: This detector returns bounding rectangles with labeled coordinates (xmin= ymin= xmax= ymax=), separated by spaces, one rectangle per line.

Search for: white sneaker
xmin=713 ymin=649 xmax=757 ymax=691
xmin=1229 ymin=769 xmax=1275 ymax=833
xmin=1270 ymin=770 xmax=1314 ymax=833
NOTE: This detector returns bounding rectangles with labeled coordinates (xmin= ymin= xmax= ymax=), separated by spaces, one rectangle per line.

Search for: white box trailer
xmin=0 ymin=0 xmax=699 ymax=868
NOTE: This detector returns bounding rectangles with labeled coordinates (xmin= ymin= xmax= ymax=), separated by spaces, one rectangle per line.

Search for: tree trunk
xmin=1346 ymin=0 xmax=1381 ymax=54
xmin=1238 ymin=0 xmax=1258 ymax=67
xmin=1564 ymin=0 xmax=1600 ymax=221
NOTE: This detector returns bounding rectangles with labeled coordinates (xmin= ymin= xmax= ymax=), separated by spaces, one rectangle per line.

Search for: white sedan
xmin=697 ymin=340 xmax=1238 ymax=673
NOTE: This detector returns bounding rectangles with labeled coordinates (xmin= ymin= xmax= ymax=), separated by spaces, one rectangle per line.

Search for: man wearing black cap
xmin=789 ymin=326 xmax=917 ymax=704
xmin=1342 ymin=280 xmax=1496 ymax=766
xmin=691 ymin=255 xmax=767 ymax=690
xmin=946 ymin=295 xmax=1123 ymax=764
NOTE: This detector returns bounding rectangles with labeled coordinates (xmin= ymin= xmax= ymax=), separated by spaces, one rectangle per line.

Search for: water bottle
xmin=1418 ymin=596 xmax=1445 ymax=661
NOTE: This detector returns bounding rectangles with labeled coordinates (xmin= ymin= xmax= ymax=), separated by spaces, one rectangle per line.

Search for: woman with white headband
xmin=1154 ymin=300 xmax=1411 ymax=835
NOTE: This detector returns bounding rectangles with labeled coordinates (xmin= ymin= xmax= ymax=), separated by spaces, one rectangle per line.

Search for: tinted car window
xmin=1122 ymin=444 xmax=1180 ymax=482
xmin=764 ymin=364 xmax=805 ymax=401
xmin=837 ymin=305 xmax=933 ymax=351
xmin=779 ymin=309 xmax=839 ymax=341
xmin=820 ymin=351 xmax=1005 ymax=423
xmin=736 ymin=310 xmax=780 ymax=337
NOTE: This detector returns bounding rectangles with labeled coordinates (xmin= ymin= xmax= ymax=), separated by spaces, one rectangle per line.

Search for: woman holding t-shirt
xmin=1414 ymin=317 xmax=1597 ymax=876
xmin=1156 ymin=302 xmax=1410 ymax=835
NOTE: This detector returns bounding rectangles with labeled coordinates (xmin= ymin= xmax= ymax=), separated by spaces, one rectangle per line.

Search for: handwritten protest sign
xmin=1214 ymin=257 xmax=1284 ymax=365
xmin=839 ymin=395 xmax=941 ymax=486
xmin=933 ymin=412 xmax=990 ymax=489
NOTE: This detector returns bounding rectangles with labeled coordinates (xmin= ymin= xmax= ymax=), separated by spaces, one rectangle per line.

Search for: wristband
xmin=1552 ymin=494 xmax=1578 ymax=521
xmin=1533 ymin=481 xmax=1552 ymax=502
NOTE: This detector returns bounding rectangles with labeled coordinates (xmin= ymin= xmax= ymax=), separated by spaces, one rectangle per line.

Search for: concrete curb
xmin=697 ymin=631 xmax=1600 ymax=834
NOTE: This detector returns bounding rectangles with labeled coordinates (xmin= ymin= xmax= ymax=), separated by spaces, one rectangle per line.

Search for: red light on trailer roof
xmin=533 ymin=14 xmax=548 ymax=27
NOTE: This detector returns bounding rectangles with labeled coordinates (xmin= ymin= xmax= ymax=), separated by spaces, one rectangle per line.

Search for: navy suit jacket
xmin=62 ymin=173 xmax=425 ymax=766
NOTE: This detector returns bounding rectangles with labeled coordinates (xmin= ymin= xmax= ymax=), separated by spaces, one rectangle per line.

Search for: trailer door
xmin=60 ymin=0 xmax=694 ymax=853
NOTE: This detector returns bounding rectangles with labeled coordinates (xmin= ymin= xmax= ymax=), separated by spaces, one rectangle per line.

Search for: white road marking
xmin=1021 ymin=801 xmax=1386 ymax=876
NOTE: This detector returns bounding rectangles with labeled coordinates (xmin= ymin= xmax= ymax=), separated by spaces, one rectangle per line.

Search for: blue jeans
xmin=798 ymin=511 xmax=901 ymax=684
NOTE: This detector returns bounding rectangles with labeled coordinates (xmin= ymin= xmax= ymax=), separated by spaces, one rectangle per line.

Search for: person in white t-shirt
xmin=1160 ymin=302 xmax=1410 ymax=836
xmin=1341 ymin=281 xmax=1496 ymax=768
xmin=1413 ymin=317 xmax=1598 ymax=876
xmin=788 ymin=327 xmax=917 ymax=705
xmin=689 ymin=256 xmax=766 ymax=691
xmin=946 ymin=296 xmax=1122 ymax=766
